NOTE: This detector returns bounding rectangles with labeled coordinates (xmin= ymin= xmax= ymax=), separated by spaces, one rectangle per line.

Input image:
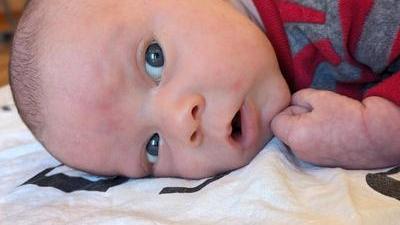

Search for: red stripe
xmin=253 ymin=0 xmax=296 ymax=92
xmin=292 ymin=43 xmax=324 ymax=90
xmin=336 ymin=69 xmax=378 ymax=101
xmin=314 ymin=39 xmax=341 ymax=66
xmin=364 ymin=71 xmax=400 ymax=106
xmin=336 ymin=83 xmax=363 ymax=100
xmin=339 ymin=0 xmax=376 ymax=82
xmin=339 ymin=0 xmax=374 ymax=57
xmin=291 ymin=40 xmax=340 ymax=91
xmin=277 ymin=1 xmax=325 ymax=24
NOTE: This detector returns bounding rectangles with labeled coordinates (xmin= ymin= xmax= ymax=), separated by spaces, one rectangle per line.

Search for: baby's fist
xmin=271 ymin=89 xmax=372 ymax=168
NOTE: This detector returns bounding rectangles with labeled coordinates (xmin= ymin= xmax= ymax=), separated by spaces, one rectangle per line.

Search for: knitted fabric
xmin=253 ymin=0 xmax=400 ymax=105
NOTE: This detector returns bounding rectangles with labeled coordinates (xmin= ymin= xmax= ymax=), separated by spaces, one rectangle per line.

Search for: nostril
xmin=190 ymin=130 xmax=203 ymax=147
xmin=191 ymin=105 xmax=199 ymax=119
xmin=190 ymin=131 xmax=198 ymax=142
xmin=231 ymin=110 xmax=242 ymax=141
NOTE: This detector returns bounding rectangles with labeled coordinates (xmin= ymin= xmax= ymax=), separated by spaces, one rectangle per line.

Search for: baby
xmin=9 ymin=0 xmax=400 ymax=179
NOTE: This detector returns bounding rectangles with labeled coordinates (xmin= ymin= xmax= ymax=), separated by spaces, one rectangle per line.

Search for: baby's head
xmin=10 ymin=0 xmax=290 ymax=179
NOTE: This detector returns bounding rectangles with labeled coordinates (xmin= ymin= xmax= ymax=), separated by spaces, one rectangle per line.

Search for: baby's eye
xmin=145 ymin=43 xmax=164 ymax=83
xmin=146 ymin=133 xmax=160 ymax=164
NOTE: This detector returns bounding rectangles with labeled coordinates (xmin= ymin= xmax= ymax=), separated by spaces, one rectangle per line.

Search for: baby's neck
xmin=229 ymin=0 xmax=265 ymax=31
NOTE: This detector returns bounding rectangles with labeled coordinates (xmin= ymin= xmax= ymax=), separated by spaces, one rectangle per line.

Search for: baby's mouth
xmin=230 ymin=109 xmax=242 ymax=141
xmin=227 ymin=99 xmax=258 ymax=150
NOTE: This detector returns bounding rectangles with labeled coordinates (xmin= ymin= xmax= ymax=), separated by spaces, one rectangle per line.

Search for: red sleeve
xmin=343 ymin=0 xmax=400 ymax=106
xmin=253 ymin=0 xmax=400 ymax=106
xmin=364 ymin=72 xmax=400 ymax=106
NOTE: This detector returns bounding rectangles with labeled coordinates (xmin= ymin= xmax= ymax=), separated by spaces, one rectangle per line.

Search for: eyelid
xmin=136 ymin=38 xmax=149 ymax=81
xmin=136 ymin=38 xmax=151 ymax=84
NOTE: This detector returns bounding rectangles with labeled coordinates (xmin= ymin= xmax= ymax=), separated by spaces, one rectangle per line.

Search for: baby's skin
xmin=273 ymin=89 xmax=400 ymax=169
xmin=16 ymin=0 xmax=400 ymax=179
xmin=34 ymin=0 xmax=290 ymax=179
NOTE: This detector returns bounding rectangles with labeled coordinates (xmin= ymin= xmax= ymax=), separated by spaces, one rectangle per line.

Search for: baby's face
xmin=41 ymin=0 xmax=290 ymax=179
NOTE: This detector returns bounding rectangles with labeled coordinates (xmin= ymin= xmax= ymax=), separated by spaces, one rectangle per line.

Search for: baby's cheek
xmin=235 ymin=79 xmax=244 ymax=92
xmin=231 ymin=77 xmax=245 ymax=93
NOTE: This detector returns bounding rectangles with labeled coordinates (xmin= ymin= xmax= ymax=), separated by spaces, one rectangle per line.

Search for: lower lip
xmin=232 ymin=99 xmax=259 ymax=150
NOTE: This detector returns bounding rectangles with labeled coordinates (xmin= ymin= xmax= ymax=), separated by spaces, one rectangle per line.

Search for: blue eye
xmin=145 ymin=43 xmax=164 ymax=83
xmin=146 ymin=133 xmax=160 ymax=164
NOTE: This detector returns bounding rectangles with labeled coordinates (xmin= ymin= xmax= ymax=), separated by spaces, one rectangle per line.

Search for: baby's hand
xmin=271 ymin=89 xmax=387 ymax=169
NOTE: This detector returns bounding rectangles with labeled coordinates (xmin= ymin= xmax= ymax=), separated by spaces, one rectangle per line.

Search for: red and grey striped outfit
xmin=253 ymin=0 xmax=400 ymax=106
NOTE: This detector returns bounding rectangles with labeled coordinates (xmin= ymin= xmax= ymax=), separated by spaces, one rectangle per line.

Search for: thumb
xmin=271 ymin=105 xmax=310 ymax=145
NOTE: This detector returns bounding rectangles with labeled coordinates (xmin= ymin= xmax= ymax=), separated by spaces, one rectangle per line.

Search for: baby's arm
xmin=271 ymin=89 xmax=400 ymax=169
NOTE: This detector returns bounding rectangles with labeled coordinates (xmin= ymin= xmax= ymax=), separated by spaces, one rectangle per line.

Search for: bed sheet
xmin=0 ymin=85 xmax=399 ymax=225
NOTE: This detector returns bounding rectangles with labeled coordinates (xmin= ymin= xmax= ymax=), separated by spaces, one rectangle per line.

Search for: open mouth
xmin=228 ymin=100 xmax=258 ymax=150
xmin=230 ymin=109 xmax=242 ymax=141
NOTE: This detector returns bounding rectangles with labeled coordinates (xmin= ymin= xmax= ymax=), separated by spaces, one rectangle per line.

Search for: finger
xmin=273 ymin=105 xmax=310 ymax=123
xmin=291 ymin=88 xmax=319 ymax=110
xmin=286 ymin=105 xmax=311 ymax=115
xmin=292 ymin=88 xmax=336 ymax=111
xmin=271 ymin=106 xmax=310 ymax=145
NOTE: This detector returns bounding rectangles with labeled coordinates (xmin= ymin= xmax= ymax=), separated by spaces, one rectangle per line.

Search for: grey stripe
xmin=285 ymin=0 xmax=364 ymax=82
xmin=355 ymin=0 xmax=400 ymax=73
xmin=286 ymin=0 xmax=346 ymax=59
xmin=336 ymin=62 xmax=362 ymax=82
xmin=311 ymin=62 xmax=338 ymax=91
xmin=285 ymin=25 xmax=311 ymax=55
xmin=292 ymin=0 xmax=326 ymax=11
xmin=311 ymin=61 xmax=362 ymax=90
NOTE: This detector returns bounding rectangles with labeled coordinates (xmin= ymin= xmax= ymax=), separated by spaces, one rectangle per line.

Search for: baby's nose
xmin=169 ymin=94 xmax=205 ymax=148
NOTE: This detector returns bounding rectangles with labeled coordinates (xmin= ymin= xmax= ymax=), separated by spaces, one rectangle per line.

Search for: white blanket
xmin=0 ymin=85 xmax=399 ymax=225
